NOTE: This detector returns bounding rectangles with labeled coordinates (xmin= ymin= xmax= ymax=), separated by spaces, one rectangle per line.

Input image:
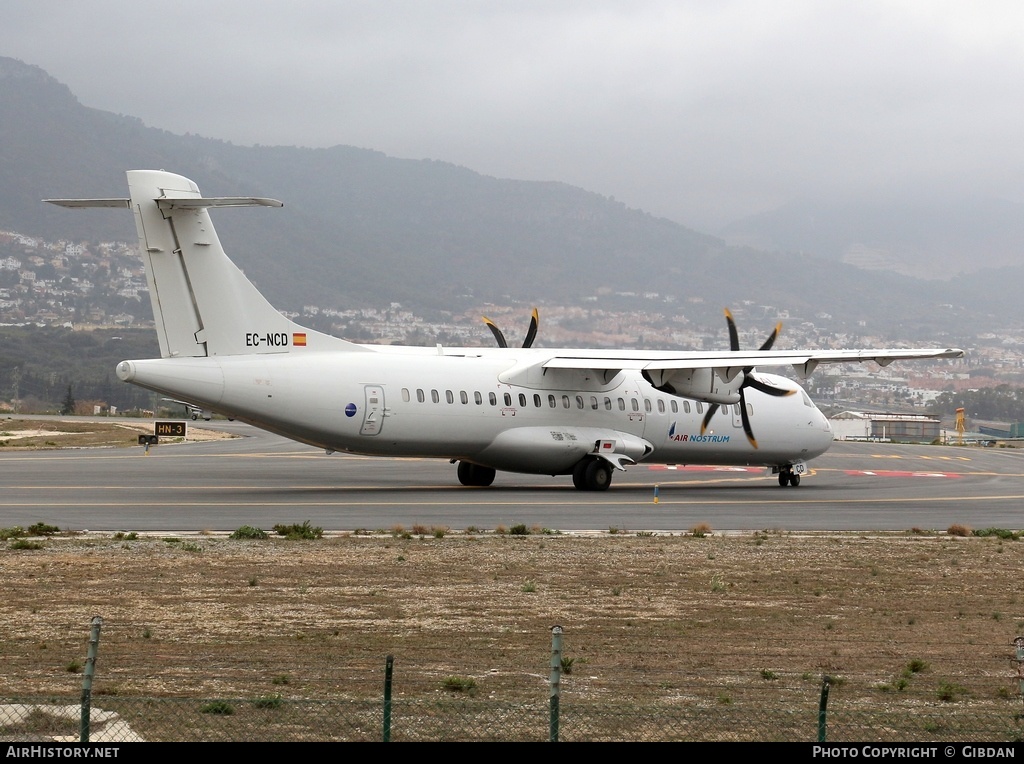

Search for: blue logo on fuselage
xmin=345 ymin=403 xmax=357 ymax=417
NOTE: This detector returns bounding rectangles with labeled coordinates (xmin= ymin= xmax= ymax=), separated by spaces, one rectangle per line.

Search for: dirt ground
xmin=1 ymin=528 xmax=1022 ymax=713
xmin=1 ymin=418 xmax=1022 ymax=718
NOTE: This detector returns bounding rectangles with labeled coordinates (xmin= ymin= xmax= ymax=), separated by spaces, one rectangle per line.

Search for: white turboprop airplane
xmin=47 ymin=170 xmax=963 ymax=490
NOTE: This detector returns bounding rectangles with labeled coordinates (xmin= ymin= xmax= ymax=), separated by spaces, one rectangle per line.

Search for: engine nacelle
xmin=643 ymin=367 xmax=744 ymax=405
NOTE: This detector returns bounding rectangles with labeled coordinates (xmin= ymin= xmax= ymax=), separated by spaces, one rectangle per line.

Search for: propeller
xmin=482 ymin=308 xmax=539 ymax=349
xmin=700 ymin=308 xmax=795 ymax=448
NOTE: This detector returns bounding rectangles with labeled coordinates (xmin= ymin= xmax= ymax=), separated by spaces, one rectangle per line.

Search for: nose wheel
xmin=778 ymin=467 xmax=801 ymax=487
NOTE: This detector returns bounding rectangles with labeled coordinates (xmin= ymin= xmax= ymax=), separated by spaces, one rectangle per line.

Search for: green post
xmin=79 ymin=616 xmax=102 ymax=743
xmin=383 ymin=654 xmax=393 ymax=742
xmin=1014 ymin=637 xmax=1024 ymax=704
xmin=817 ymin=675 xmax=832 ymax=742
xmin=549 ymin=625 xmax=563 ymax=742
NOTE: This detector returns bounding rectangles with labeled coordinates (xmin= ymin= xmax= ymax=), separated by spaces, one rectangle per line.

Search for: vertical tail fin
xmin=48 ymin=170 xmax=366 ymax=358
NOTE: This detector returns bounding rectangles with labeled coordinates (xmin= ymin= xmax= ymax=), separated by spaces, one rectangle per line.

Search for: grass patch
xmin=442 ymin=676 xmax=477 ymax=695
xmin=200 ymin=700 xmax=235 ymax=715
xmin=9 ymin=539 xmax=43 ymax=550
xmin=973 ymin=527 xmax=1020 ymax=540
xmin=273 ymin=521 xmax=323 ymax=540
xmin=253 ymin=694 xmax=283 ymax=709
xmin=230 ymin=525 xmax=269 ymax=540
xmin=690 ymin=522 xmax=713 ymax=538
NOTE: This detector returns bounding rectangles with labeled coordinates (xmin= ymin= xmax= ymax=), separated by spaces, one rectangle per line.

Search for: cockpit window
xmin=801 ymin=390 xmax=813 ymax=408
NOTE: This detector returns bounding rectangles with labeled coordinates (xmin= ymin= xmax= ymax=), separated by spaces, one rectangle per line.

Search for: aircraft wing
xmin=543 ymin=347 xmax=964 ymax=378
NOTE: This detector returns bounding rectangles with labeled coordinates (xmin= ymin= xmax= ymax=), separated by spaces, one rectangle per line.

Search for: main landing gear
xmin=777 ymin=466 xmax=801 ymax=487
xmin=457 ymin=461 xmax=496 ymax=487
xmin=572 ymin=458 xmax=613 ymax=491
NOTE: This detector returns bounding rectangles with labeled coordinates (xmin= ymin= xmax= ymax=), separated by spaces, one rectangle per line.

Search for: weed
xmin=442 ymin=676 xmax=477 ymax=695
xmin=521 ymin=580 xmax=537 ymax=593
xmin=113 ymin=531 xmax=139 ymax=541
xmin=509 ymin=524 xmax=529 ymax=536
xmin=411 ymin=524 xmax=428 ymax=536
xmin=253 ymin=694 xmax=283 ymax=709
xmin=494 ymin=525 xmax=507 ymax=535
xmin=200 ymin=700 xmax=235 ymax=715
xmin=710 ymin=574 xmax=727 ymax=593
xmin=937 ymin=681 xmax=967 ymax=702
xmin=464 ymin=525 xmax=480 ymax=534
xmin=432 ymin=526 xmax=448 ymax=539
xmin=0 ymin=526 xmax=26 ymax=540
xmin=142 ymin=628 xmax=152 ymax=639
xmin=248 ymin=576 xmax=258 ymax=587
xmin=230 ymin=526 xmax=269 ymax=540
xmin=271 ymin=675 xmax=290 ymax=686
xmin=973 ymin=527 xmax=1020 ymax=540
xmin=9 ymin=539 xmax=42 ymax=550
xmin=180 ymin=542 xmax=202 ymax=553
xmin=27 ymin=523 xmax=59 ymax=536
xmin=611 ymin=586 xmax=622 ymax=596
xmin=946 ymin=524 xmax=971 ymax=537
xmin=905 ymin=658 xmax=928 ymax=674
xmin=717 ymin=694 xmax=733 ymax=705
xmin=608 ymin=526 xmax=620 ymax=535
xmin=273 ymin=521 xmax=323 ymax=540
xmin=560 ymin=656 xmax=574 ymax=675
xmin=690 ymin=522 xmax=712 ymax=538
xmin=66 ymin=660 xmax=82 ymax=673
xmin=760 ymin=669 xmax=778 ymax=681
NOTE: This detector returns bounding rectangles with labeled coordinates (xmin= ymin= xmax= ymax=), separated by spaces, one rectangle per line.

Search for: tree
xmin=60 ymin=384 xmax=75 ymax=416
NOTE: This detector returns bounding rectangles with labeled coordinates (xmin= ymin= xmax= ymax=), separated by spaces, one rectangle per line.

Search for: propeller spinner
xmin=701 ymin=308 xmax=795 ymax=448
xmin=482 ymin=308 xmax=539 ymax=349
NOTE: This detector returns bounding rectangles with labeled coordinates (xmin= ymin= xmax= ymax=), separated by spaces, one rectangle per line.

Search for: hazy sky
xmin=3 ymin=1 xmax=1023 ymax=230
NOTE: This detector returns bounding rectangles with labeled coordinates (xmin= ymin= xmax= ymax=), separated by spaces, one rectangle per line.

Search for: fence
xmin=2 ymin=694 xmax=1022 ymax=742
xmin=1 ymin=620 xmax=1022 ymax=742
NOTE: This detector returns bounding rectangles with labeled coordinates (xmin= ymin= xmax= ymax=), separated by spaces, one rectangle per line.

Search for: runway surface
xmin=1 ymin=421 xmax=1022 ymax=532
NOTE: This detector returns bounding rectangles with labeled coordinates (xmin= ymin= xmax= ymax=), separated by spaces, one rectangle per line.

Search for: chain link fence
xmin=2 ymin=694 xmax=1023 ymax=742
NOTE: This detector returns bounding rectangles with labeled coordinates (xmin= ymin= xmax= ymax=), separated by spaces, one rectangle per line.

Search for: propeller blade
xmin=522 ymin=308 xmax=539 ymax=348
xmin=699 ymin=403 xmax=719 ymax=435
xmin=482 ymin=316 xmax=508 ymax=348
xmin=758 ymin=322 xmax=782 ymax=352
xmin=738 ymin=391 xmax=758 ymax=448
xmin=744 ymin=375 xmax=796 ymax=397
xmin=724 ymin=308 xmax=740 ymax=352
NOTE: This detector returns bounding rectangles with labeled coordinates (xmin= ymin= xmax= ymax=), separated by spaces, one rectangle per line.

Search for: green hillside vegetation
xmin=0 ymin=327 xmax=158 ymax=412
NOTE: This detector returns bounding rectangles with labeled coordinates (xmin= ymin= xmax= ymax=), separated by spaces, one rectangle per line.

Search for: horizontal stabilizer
xmin=44 ymin=198 xmax=131 ymax=208
xmin=46 ymin=197 xmax=283 ymax=209
xmin=157 ymin=197 xmax=283 ymax=210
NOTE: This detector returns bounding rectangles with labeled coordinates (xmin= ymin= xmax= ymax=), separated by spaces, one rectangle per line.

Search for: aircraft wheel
xmin=457 ymin=461 xmax=475 ymax=486
xmin=457 ymin=461 xmax=495 ymax=487
xmin=474 ymin=465 xmax=496 ymax=487
xmin=572 ymin=460 xmax=589 ymax=490
xmin=790 ymin=473 xmax=801 ymax=487
xmin=585 ymin=460 xmax=612 ymax=491
xmin=778 ymin=470 xmax=789 ymax=487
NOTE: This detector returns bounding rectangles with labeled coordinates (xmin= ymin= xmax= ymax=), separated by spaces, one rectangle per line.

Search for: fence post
xmin=1014 ymin=637 xmax=1024 ymax=705
xmin=549 ymin=625 xmax=563 ymax=742
xmin=817 ymin=675 xmax=832 ymax=742
xmin=79 ymin=616 xmax=102 ymax=743
xmin=383 ymin=654 xmax=394 ymax=742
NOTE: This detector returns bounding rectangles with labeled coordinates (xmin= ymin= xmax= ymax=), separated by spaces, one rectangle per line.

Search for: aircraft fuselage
xmin=117 ymin=348 xmax=834 ymax=475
